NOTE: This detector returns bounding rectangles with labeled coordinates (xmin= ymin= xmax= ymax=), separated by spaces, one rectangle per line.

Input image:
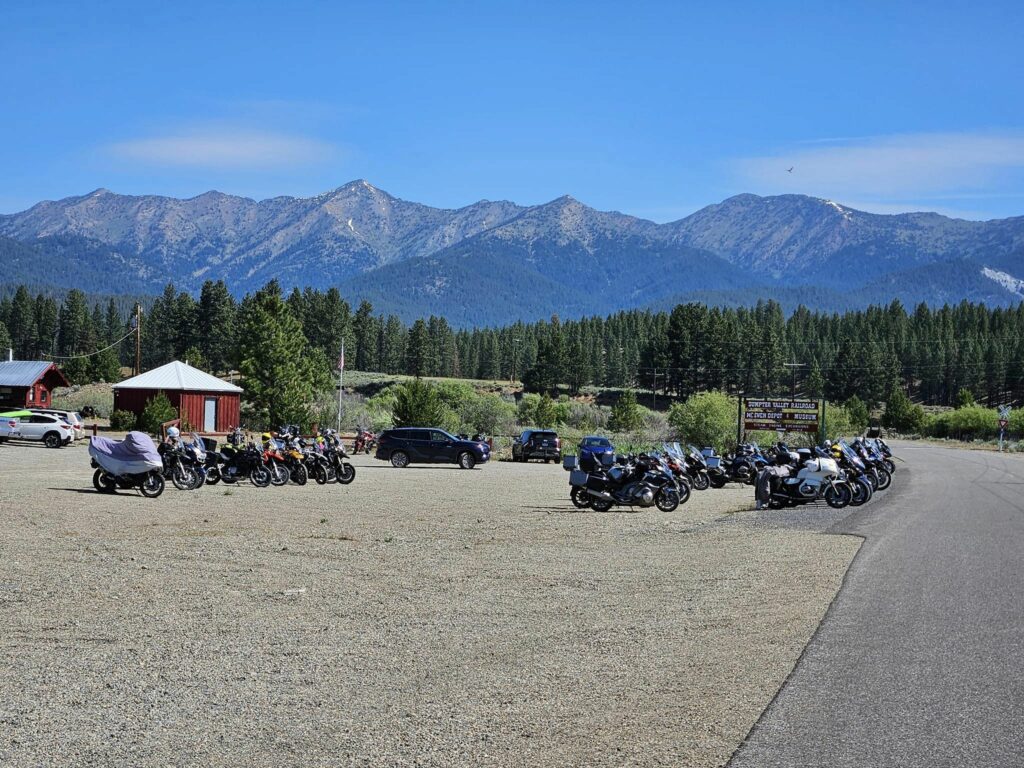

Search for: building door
xmin=204 ymin=398 xmax=217 ymax=432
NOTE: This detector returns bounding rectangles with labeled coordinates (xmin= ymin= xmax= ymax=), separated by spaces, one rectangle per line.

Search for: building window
xmin=40 ymin=389 xmax=47 ymax=403
xmin=28 ymin=389 xmax=34 ymax=402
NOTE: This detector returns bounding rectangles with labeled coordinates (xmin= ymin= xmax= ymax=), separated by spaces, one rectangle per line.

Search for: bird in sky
xmin=786 ymin=166 xmax=794 ymax=173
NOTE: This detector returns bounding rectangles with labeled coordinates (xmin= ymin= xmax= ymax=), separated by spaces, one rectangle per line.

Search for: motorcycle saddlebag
xmin=585 ymin=474 xmax=607 ymax=492
xmin=569 ymin=469 xmax=588 ymax=487
xmin=562 ymin=454 xmax=578 ymax=471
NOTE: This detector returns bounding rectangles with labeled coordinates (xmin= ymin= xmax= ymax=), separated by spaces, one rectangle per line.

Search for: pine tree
xmin=391 ymin=378 xmax=446 ymax=427
xmin=608 ymin=390 xmax=643 ymax=432
xmin=353 ymin=300 xmax=378 ymax=371
xmin=238 ymin=288 xmax=326 ymax=429
xmin=197 ymin=280 xmax=236 ymax=374
xmin=8 ymin=286 xmax=36 ymax=359
xmin=404 ymin=319 xmax=430 ymax=377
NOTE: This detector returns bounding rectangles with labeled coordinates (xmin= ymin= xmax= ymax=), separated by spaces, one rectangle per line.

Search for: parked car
xmin=578 ymin=435 xmax=615 ymax=470
xmin=512 ymin=429 xmax=562 ymax=463
xmin=13 ymin=413 xmax=74 ymax=447
xmin=29 ymin=408 xmax=84 ymax=441
xmin=375 ymin=427 xmax=490 ymax=469
xmin=0 ymin=415 xmax=21 ymax=442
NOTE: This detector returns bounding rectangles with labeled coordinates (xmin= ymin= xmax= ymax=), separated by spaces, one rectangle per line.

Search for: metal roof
xmin=0 ymin=361 xmax=55 ymax=387
xmin=113 ymin=360 xmax=243 ymax=393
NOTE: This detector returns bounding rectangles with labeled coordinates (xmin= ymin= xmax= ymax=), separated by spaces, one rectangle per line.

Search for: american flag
xmin=338 ymin=342 xmax=345 ymax=372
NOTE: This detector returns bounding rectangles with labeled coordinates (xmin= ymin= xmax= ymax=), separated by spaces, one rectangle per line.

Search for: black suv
xmin=375 ymin=428 xmax=491 ymax=469
xmin=512 ymin=429 xmax=561 ymax=463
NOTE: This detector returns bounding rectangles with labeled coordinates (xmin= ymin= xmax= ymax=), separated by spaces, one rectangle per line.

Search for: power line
xmin=42 ymin=329 xmax=134 ymax=360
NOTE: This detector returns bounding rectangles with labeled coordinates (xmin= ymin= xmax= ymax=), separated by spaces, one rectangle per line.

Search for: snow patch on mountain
xmin=981 ymin=266 xmax=1024 ymax=297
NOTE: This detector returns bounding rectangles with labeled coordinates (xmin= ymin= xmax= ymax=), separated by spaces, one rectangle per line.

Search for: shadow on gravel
xmin=47 ymin=487 xmax=126 ymax=495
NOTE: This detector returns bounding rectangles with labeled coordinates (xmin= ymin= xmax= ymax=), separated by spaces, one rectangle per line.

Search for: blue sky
xmin=2 ymin=1 xmax=1023 ymax=220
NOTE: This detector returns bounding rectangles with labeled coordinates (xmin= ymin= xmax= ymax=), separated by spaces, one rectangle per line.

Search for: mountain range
xmin=2 ymin=181 xmax=1023 ymax=325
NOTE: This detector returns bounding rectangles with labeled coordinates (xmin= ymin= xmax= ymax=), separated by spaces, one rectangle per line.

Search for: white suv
xmin=17 ymin=413 xmax=74 ymax=448
xmin=29 ymin=408 xmax=85 ymax=442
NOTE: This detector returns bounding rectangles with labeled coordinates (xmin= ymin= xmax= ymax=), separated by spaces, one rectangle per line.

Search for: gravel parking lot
xmin=0 ymin=441 xmax=859 ymax=768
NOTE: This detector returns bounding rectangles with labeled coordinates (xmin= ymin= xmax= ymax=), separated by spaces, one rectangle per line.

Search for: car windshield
xmin=582 ymin=437 xmax=611 ymax=447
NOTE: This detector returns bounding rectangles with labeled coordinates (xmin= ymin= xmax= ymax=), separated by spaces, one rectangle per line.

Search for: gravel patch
xmin=0 ymin=443 xmax=859 ymax=767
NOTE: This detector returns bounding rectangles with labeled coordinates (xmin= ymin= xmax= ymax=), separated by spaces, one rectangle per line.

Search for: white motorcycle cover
xmin=89 ymin=432 xmax=163 ymax=476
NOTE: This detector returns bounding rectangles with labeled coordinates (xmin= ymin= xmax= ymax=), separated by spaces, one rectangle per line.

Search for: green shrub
xmin=140 ymin=391 xmax=178 ymax=434
xmin=925 ymin=405 xmax=997 ymax=440
xmin=668 ymin=391 xmax=737 ymax=452
xmin=109 ymin=409 xmax=137 ymax=431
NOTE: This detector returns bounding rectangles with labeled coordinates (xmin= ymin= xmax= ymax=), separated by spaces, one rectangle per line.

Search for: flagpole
xmin=337 ymin=339 xmax=345 ymax=432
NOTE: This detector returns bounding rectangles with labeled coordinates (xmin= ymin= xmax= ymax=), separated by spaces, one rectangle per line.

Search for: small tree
xmin=391 ymin=378 xmax=446 ymax=427
xmin=140 ymin=391 xmax=178 ymax=435
xmin=955 ymin=387 xmax=976 ymax=409
xmin=882 ymin=388 xmax=925 ymax=434
xmin=843 ymin=395 xmax=870 ymax=434
xmin=534 ymin=393 xmax=558 ymax=428
xmin=608 ymin=390 xmax=643 ymax=432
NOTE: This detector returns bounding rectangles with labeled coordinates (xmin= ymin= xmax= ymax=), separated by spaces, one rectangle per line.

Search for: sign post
xmin=998 ymin=405 xmax=1011 ymax=452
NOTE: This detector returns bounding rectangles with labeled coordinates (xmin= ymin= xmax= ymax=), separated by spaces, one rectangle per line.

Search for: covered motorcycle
xmin=89 ymin=431 xmax=165 ymax=497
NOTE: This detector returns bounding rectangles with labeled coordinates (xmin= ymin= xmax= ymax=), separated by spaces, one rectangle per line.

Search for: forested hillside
xmin=3 ymin=279 xmax=1022 ymax=409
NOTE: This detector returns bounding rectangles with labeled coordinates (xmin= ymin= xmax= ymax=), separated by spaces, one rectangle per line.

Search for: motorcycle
xmin=274 ymin=427 xmax=309 ymax=485
xmin=353 ymin=428 xmax=377 ymax=455
xmin=219 ymin=428 xmax=272 ymax=487
xmin=260 ymin=433 xmax=292 ymax=486
xmin=160 ymin=440 xmax=199 ymax=491
xmin=320 ymin=429 xmax=356 ymax=484
xmin=763 ymin=444 xmax=852 ymax=509
xmin=568 ymin=452 xmax=681 ymax=512
xmin=705 ymin=443 xmax=769 ymax=487
xmin=89 ymin=432 xmax=166 ymax=498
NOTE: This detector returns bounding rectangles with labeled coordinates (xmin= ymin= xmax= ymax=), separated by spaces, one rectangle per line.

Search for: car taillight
xmin=555 ymin=438 xmax=561 ymax=448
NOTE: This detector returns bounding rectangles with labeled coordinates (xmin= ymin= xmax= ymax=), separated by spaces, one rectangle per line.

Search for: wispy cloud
xmin=108 ymin=129 xmax=338 ymax=170
xmin=733 ymin=132 xmax=1024 ymax=217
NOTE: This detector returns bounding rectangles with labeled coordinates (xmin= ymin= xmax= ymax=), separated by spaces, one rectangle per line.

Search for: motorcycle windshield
xmin=189 ymin=433 xmax=206 ymax=461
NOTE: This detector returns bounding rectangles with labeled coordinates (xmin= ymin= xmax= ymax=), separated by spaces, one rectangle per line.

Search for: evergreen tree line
xmin=3 ymin=279 xmax=1023 ymax=409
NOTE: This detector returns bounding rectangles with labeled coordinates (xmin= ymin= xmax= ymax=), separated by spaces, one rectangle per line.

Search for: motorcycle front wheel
xmin=268 ymin=461 xmax=288 ymax=486
xmin=290 ymin=464 xmax=308 ymax=486
xmin=570 ymin=486 xmax=591 ymax=509
xmin=825 ymin=483 xmax=852 ymax=508
xmin=336 ymin=463 xmax=355 ymax=484
xmin=313 ymin=463 xmax=328 ymax=485
xmin=139 ymin=472 xmax=165 ymax=498
xmin=205 ymin=467 xmax=221 ymax=485
xmin=691 ymin=471 xmax=710 ymax=491
xmin=875 ymin=468 xmax=892 ymax=490
xmin=172 ymin=467 xmax=196 ymax=491
xmin=676 ymin=479 xmax=691 ymax=505
xmin=709 ymin=474 xmax=727 ymax=489
xmin=655 ymin=488 xmax=679 ymax=512
xmin=250 ymin=465 xmax=271 ymax=488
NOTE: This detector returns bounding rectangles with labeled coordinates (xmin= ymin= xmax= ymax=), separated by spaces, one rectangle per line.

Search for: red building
xmin=113 ymin=360 xmax=242 ymax=433
xmin=0 ymin=360 xmax=70 ymax=410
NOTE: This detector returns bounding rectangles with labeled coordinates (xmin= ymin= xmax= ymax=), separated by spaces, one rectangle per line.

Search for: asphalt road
xmin=730 ymin=443 xmax=1024 ymax=767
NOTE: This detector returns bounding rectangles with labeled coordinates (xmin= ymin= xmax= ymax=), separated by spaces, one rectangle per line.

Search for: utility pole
xmin=652 ymin=368 xmax=659 ymax=409
xmin=336 ymin=339 xmax=345 ymax=432
xmin=511 ymin=337 xmax=520 ymax=384
xmin=783 ymin=361 xmax=806 ymax=399
xmin=132 ymin=303 xmax=142 ymax=376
